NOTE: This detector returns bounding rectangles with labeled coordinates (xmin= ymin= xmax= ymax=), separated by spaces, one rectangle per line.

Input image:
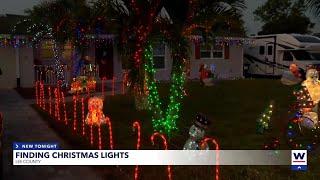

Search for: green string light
xmin=144 ymin=44 xmax=186 ymax=136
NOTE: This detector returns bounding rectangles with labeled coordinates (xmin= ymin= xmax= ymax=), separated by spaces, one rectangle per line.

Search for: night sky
xmin=0 ymin=0 xmax=319 ymax=34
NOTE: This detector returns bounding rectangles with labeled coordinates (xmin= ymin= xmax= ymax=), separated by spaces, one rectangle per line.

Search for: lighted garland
xmin=286 ymin=85 xmax=320 ymax=151
xmin=286 ymin=112 xmax=320 ymax=151
xmin=144 ymin=44 xmax=186 ymax=135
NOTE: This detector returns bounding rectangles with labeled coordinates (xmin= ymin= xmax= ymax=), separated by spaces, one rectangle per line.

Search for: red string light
xmin=105 ymin=117 xmax=114 ymax=149
xmin=73 ymin=95 xmax=77 ymax=131
xmin=133 ymin=121 xmax=141 ymax=180
xmin=54 ymin=88 xmax=61 ymax=121
xmin=54 ymin=88 xmax=57 ymax=119
xmin=61 ymin=91 xmax=68 ymax=125
xmin=90 ymin=124 xmax=93 ymax=146
xmin=48 ymin=87 xmax=52 ymax=115
xmin=40 ymin=81 xmax=45 ymax=110
xmin=98 ymin=124 xmax=102 ymax=150
xmin=150 ymin=132 xmax=171 ymax=180
xmin=82 ymin=97 xmax=85 ymax=136
xmin=200 ymin=137 xmax=220 ymax=180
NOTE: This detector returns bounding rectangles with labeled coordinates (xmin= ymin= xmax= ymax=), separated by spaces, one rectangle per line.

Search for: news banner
xmin=13 ymin=142 xmax=307 ymax=171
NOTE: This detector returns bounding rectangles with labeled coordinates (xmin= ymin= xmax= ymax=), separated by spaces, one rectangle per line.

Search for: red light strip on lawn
xmin=48 ymin=87 xmax=52 ymax=115
xmin=98 ymin=124 xmax=102 ymax=150
xmin=105 ymin=117 xmax=114 ymax=149
xmin=73 ymin=95 xmax=77 ymax=131
xmin=90 ymin=124 xmax=93 ymax=146
xmin=133 ymin=121 xmax=141 ymax=180
xmin=151 ymin=132 xmax=171 ymax=180
xmin=200 ymin=137 xmax=220 ymax=180
xmin=61 ymin=91 xmax=67 ymax=125
xmin=82 ymin=97 xmax=85 ymax=136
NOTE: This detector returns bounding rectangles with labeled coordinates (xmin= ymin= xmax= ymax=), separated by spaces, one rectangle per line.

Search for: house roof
xmin=0 ymin=14 xmax=28 ymax=35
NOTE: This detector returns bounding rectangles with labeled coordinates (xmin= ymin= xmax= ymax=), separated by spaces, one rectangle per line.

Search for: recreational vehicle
xmin=244 ymin=34 xmax=320 ymax=77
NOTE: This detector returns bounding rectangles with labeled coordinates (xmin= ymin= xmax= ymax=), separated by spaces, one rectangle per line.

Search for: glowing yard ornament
xmin=302 ymin=69 xmax=320 ymax=104
xmin=85 ymin=97 xmax=107 ymax=125
xmin=295 ymin=68 xmax=320 ymax=129
xmin=183 ymin=113 xmax=210 ymax=150
xmin=69 ymin=76 xmax=96 ymax=94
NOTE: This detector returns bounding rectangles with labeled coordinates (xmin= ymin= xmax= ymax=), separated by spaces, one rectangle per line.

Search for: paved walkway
xmin=0 ymin=89 xmax=106 ymax=180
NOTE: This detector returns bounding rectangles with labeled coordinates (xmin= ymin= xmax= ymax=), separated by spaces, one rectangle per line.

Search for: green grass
xmin=34 ymin=79 xmax=320 ymax=180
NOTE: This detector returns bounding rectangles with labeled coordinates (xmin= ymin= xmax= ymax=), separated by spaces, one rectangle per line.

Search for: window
xmin=153 ymin=43 xmax=165 ymax=69
xmin=259 ymin=46 xmax=265 ymax=55
xmin=62 ymin=42 xmax=72 ymax=61
xmin=283 ymin=51 xmax=293 ymax=61
xmin=293 ymin=36 xmax=320 ymax=43
xmin=268 ymin=45 xmax=273 ymax=55
xmin=40 ymin=40 xmax=54 ymax=59
xmin=200 ymin=44 xmax=224 ymax=59
xmin=311 ymin=53 xmax=320 ymax=60
xmin=291 ymin=50 xmax=313 ymax=61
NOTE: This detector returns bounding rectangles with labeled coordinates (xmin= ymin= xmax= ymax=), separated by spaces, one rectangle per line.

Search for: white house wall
xmin=19 ymin=47 xmax=34 ymax=87
xmin=113 ymin=42 xmax=123 ymax=82
xmin=0 ymin=48 xmax=16 ymax=88
xmin=190 ymin=45 xmax=243 ymax=79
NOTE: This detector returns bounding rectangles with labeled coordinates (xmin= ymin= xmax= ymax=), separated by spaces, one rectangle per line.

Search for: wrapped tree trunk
xmin=53 ymin=41 xmax=66 ymax=85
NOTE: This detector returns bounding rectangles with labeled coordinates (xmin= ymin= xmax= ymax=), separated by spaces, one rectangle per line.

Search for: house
xmin=0 ymin=14 xmax=34 ymax=89
xmin=0 ymin=13 xmax=246 ymax=89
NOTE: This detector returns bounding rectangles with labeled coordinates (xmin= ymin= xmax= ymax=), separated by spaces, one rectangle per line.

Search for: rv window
xmin=268 ymin=46 xmax=273 ymax=55
xmin=311 ymin=53 xmax=320 ymax=60
xmin=283 ymin=51 xmax=293 ymax=61
xmin=259 ymin=46 xmax=265 ymax=55
xmin=292 ymin=50 xmax=313 ymax=61
xmin=293 ymin=36 xmax=320 ymax=43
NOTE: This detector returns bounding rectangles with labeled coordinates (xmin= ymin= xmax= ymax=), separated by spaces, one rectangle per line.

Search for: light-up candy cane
xmin=53 ymin=88 xmax=57 ymax=118
xmin=133 ymin=121 xmax=141 ymax=180
xmin=54 ymin=88 xmax=60 ymax=121
xmin=48 ymin=87 xmax=52 ymax=115
xmin=102 ymin=77 xmax=107 ymax=97
xmin=39 ymin=81 xmax=43 ymax=108
xmin=82 ymin=97 xmax=85 ymax=136
xmin=151 ymin=132 xmax=172 ymax=180
xmin=73 ymin=95 xmax=77 ymax=131
xmin=200 ymin=137 xmax=220 ymax=180
xmin=105 ymin=117 xmax=114 ymax=149
xmin=98 ymin=119 xmax=102 ymax=150
xmin=40 ymin=81 xmax=45 ymax=110
xmin=61 ymin=92 xmax=68 ymax=125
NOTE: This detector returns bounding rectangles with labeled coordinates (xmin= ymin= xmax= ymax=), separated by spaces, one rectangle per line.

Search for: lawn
xmin=34 ymin=79 xmax=320 ymax=180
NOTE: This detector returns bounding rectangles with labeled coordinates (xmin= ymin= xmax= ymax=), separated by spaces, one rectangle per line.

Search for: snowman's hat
xmin=194 ymin=113 xmax=210 ymax=129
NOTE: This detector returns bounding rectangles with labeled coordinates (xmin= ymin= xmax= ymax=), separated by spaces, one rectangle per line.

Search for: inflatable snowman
xmin=183 ymin=113 xmax=210 ymax=150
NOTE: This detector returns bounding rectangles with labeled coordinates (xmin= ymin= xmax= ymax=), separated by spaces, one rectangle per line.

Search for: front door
xmin=96 ymin=42 xmax=114 ymax=79
xmin=266 ymin=44 xmax=275 ymax=74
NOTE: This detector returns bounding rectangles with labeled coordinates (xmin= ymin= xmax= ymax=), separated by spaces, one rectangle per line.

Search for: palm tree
xmin=306 ymin=0 xmax=320 ymax=17
xmin=26 ymin=0 xmax=92 ymax=84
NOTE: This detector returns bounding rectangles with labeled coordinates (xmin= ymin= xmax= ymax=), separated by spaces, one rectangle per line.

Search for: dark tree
xmin=254 ymin=0 xmax=314 ymax=35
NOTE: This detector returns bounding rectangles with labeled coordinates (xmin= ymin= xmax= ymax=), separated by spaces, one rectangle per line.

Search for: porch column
xmin=15 ymin=48 xmax=20 ymax=88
